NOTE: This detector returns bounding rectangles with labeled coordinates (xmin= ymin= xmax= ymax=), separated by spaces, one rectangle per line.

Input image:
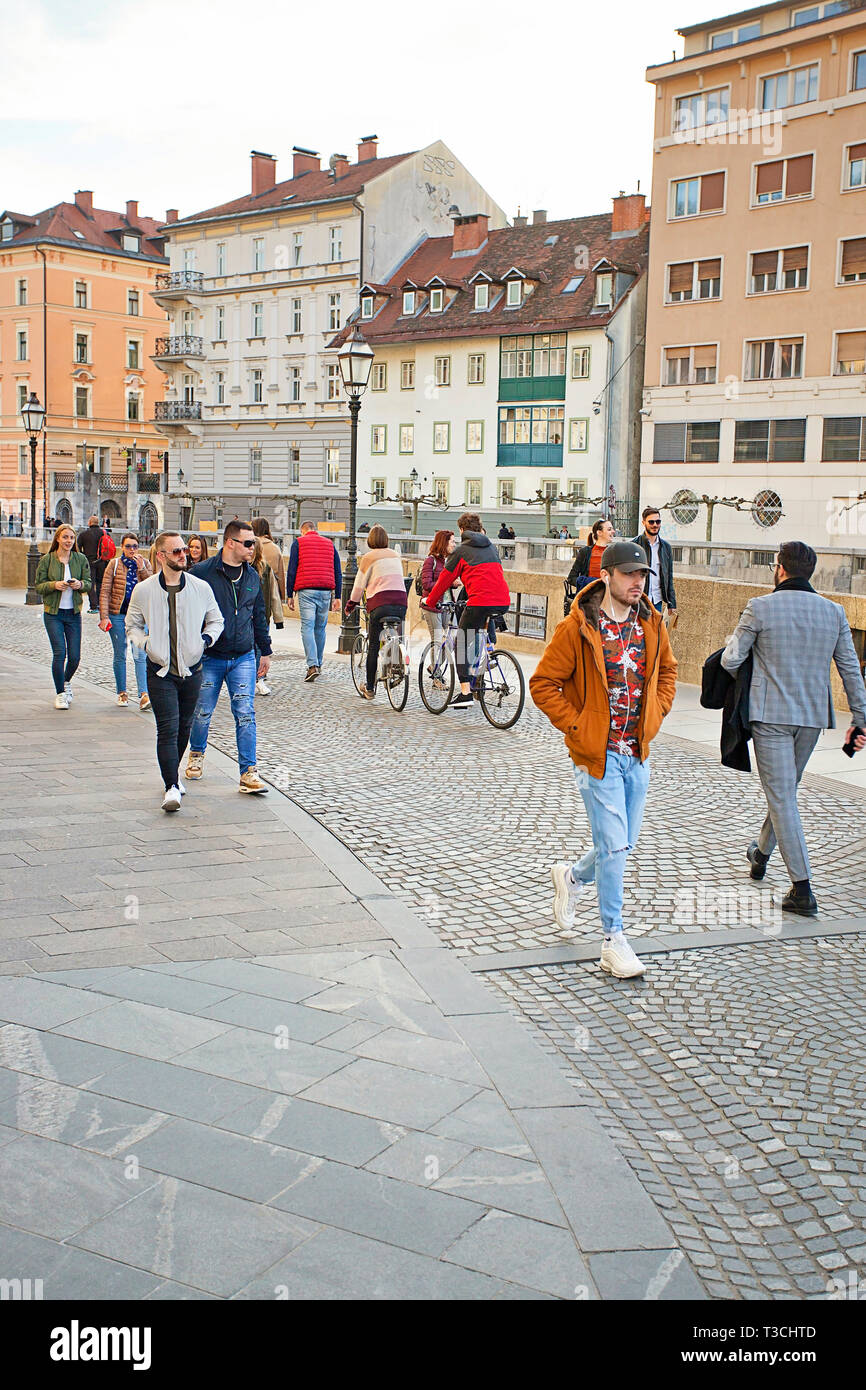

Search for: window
xmin=17 ymin=328 xmax=28 ymax=360
xmin=182 ymin=374 xmax=195 ymax=404
xmin=506 ymin=279 xmax=523 ymax=307
xmin=251 ymin=302 xmax=264 ymax=336
xmin=674 ymin=87 xmax=729 ymax=134
xmin=761 ymin=64 xmax=818 ymax=111
xmin=666 ymin=258 xmax=722 ymax=302
xmin=498 ymin=405 xmax=564 ymax=462
xmin=371 ymin=425 xmax=387 ymax=454
xmin=670 ymin=171 xmax=725 ymax=218
xmin=567 ymin=478 xmax=587 ymax=501
xmin=542 ymin=481 xmax=558 ymax=500
xmin=291 ymin=298 xmax=302 ymax=334
xmin=664 ymin=344 xmax=718 ymax=385
xmin=474 ymin=282 xmax=489 ymax=310
xmin=182 ymin=308 xmax=195 ymax=338
xmin=854 ymin=50 xmax=866 ymax=90
xmin=746 ymin=337 xmax=804 ymax=379
xmin=329 ymin=226 xmax=342 ymax=262
xmin=371 ymin=362 xmax=387 ymax=391
xmin=398 ymin=477 xmax=413 ymax=497
xmin=75 ymin=333 xmax=89 ymax=364
xmin=468 ymin=353 xmax=485 ymax=384
xmin=750 ymin=246 xmax=809 ymax=293
xmin=753 ymin=153 xmax=813 ymax=204
xmin=183 ymin=248 xmax=195 ymax=272
xmin=328 ymin=293 xmax=341 ymax=331
xmin=594 ymin=272 xmax=613 ymax=308
xmin=434 ymin=356 xmax=451 ymax=387
xmin=127 ymin=340 xmax=141 ymax=368
xmin=466 ymin=479 xmax=482 ymax=506
xmin=249 ymin=448 xmax=262 ymax=484
xmin=16 ymin=279 xmax=27 ymax=306
xmin=845 ymin=142 xmax=866 ymax=190
xmin=466 ymin=421 xmax=484 ymax=452
xmin=290 ymin=366 xmax=302 ymax=402
xmin=74 ymin=281 xmax=88 ymax=308
xmin=402 ymin=290 xmax=415 ymax=316
xmin=2 ymin=220 xmax=13 ymax=242
xmin=752 ymin=489 xmax=783 ymax=529
xmin=669 ymin=488 xmax=701 ymax=524
xmin=370 ymin=478 xmax=386 ymax=503
xmin=127 ymin=289 xmax=140 ymax=315
xmin=499 ymin=479 xmax=515 ymax=506
xmin=215 ymin=371 xmax=225 ymax=404
xmin=840 ymin=237 xmax=866 ymax=283
xmin=433 ymin=422 xmax=450 ymax=452
xmin=823 ymin=416 xmax=866 ymax=461
xmin=75 ymin=386 xmax=89 ymax=419
xmin=568 ymin=419 xmax=588 ymax=451
xmin=433 ymin=479 xmax=449 ymax=504
xmin=17 ymin=383 xmax=28 ymax=412
xmin=253 ymin=237 xmax=265 ymax=271
xmin=292 ymin=232 xmax=303 ymax=266
xmin=216 ymin=242 xmax=226 ymax=275
xmin=325 ymin=446 xmax=340 ymax=485
xmin=794 ymin=1 xmax=849 ymax=22
xmin=215 ymin=306 xmax=225 ymax=339
xmin=401 ymin=361 xmax=415 ymax=389
xmin=501 ymin=333 xmax=567 ymax=380
xmin=361 ymin=296 xmax=374 ymax=319
xmin=429 ymin=287 xmax=444 ymax=313
xmin=653 ymin=421 xmax=720 ymax=463
xmin=326 ymin=363 xmax=341 ymax=400
xmin=19 ymin=444 xmax=29 ymax=475
xmin=288 ymin=446 xmax=300 ymax=486
xmin=710 ymin=21 xmax=760 ymax=46
xmin=122 ymin=234 xmax=140 ymax=253
xmin=835 ymin=331 xmax=866 ymax=375
xmin=399 ymin=425 xmax=414 ymax=454
xmin=251 ymin=368 xmax=264 ymax=403
xmin=562 ymin=276 xmax=584 ymax=294
xmin=572 ymin=346 xmax=591 ymax=378
xmin=734 ymin=418 xmax=806 ymax=462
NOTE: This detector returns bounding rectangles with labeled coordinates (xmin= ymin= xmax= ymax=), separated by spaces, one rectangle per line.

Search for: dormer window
xmin=402 ymin=290 xmax=415 ymax=315
xmin=361 ymin=296 xmax=374 ymax=319
xmin=506 ymin=280 xmax=522 ymax=307
xmin=474 ymin=283 xmax=489 ymax=310
xmin=595 ymin=272 xmax=613 ymax=309
xmin=122 ymin=233 xmax=140 ymax=253
xmin=430 ymin=287 xmax=444 ymax=313
xmin=1 ymin=219 xmax=13 ymax=242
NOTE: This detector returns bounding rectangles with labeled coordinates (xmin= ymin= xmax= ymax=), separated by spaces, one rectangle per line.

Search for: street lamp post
xmin=21 ymin=392 xmax=46 ymax=604
xmin=336 ymin=326 xmax=374 ymax=653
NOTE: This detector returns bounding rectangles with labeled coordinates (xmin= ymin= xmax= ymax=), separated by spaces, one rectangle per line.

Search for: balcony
xmin=499 ymin=374 xmax=567 ymax=403
xmin=154 ymin=401 xmax=202 ymax=422
xmin=137 ymin=472 xmax=163 ymax=493
xmin=154 ymin=334 xmax=204 ymax=361
xmin=153 ymin=270 xmax=204 ymax=301
xmin=100 ymin=474 xmax=129 ymax=493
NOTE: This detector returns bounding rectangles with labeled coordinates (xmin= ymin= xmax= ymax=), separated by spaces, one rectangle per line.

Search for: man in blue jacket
xmin=185 ymin=520 xmax=272 ymax=793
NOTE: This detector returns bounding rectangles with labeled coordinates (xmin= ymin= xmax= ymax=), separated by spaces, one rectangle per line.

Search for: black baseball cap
xmin=600 ymin=541 xmax=651 ymax=575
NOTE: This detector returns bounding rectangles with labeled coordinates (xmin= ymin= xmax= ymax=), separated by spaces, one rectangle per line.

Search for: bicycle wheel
xmin=418 ymin=640 xmax=455 ymax=714
xmin=350 ymin=633 xmax=367 ymax=694
xmin=385 ymin=641 xmax=410 ymax=712
xmin=478 ymin=649 xmax=525 ymax=730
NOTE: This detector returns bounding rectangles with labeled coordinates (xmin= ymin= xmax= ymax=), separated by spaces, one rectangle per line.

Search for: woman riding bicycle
xmin=345 ymin=525 xmax=407 ymax=700
xmin=422 ymin=512 xmax=510 ymax=710
xmin=420 ymin=529 xmax=458 ymax=647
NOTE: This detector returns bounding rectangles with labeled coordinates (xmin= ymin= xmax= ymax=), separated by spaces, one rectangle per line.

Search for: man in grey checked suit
xmin=722 ymin=540 xmax=866 ymax=916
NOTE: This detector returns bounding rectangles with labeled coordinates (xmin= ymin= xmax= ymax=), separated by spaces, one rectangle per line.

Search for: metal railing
xmin=154 ymin=335 xmax=204 ymax=357
xmin=137 ymin=473 xmax=162 ymax=493
xmin=154 ymin=270 xmax=204 ymax=293
xmin=154 ymin=401 xmax=202 ymax=421
xmin=52 ymin=472 xmax=76 ymax=489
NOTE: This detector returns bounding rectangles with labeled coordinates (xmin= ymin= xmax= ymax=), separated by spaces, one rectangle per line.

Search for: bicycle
xmin=350 ymin=602 xmax=410 ymax=711
xmin=418 ymin=601 xmax=525 ymax=729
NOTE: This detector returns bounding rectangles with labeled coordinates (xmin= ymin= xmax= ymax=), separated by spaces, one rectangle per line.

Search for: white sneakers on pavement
xmin=64 ymin=685 xmax=74 ymax=702
xmin=550 ymin=862 xmax=585 ymax=932
xmin=161 ymin=786 xmax=182 ymax=813
xmin=600 ymin=933 xmax=646 ymax=980
xmin=255 ymin=679 xmax=271 ymax=696
xmin=54 ymin=692 xmax=69 ymax=710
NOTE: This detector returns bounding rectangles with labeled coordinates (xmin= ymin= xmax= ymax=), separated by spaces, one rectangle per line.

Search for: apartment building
xmin=0 ymin=193 xmax=168 ymax=535
xmin=329 ymin=196 xmax=649 ymax=537
xmin=641 ymin=0 xmax=866 ymax=549
xmin=152 ymin=138 xmax=505 ymax=531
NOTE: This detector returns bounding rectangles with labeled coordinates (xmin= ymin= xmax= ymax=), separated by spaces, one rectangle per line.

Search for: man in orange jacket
xmin=530 ymin=540 xmax=678 ymax=979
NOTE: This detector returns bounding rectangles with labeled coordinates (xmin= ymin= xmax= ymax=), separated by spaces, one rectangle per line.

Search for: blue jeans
xmin=297 ymin=589 xmax=331 ymax=668
xmin=572 ymin=752 xmax=651 ymax=935
xmin=190 ymin=652 xmax=257 ymax=774
xmin=44 ymin=610 xmax=81 ymax=694
xmin=108 ymin=611 xmax=148 ymax=697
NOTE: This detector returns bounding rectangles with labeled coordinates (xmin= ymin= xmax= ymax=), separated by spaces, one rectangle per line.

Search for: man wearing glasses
xmin=127 ymin=534 xmax=224 ymax=811
xmin=632 ymin=508 xmax=677 ymax=618
xmin=185 ymin=520 xmax=272 ymax=794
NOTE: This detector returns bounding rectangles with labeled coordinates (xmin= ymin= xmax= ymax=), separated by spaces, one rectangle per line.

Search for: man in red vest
xmin=286 ymin=520 xmax=342 ymax=681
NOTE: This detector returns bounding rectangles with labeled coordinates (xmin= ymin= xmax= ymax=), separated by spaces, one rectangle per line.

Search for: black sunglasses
xmin=238 ymin=538 xmax=256 ymax=549
xmin=645 ymin=518 xmax=662 ymax=526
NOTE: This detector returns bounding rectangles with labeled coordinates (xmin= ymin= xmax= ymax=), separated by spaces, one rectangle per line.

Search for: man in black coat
xmin=77 ymin=516 xmax=104 ymax=611
xmin=632 ymin=507 xmax=677 ymax=616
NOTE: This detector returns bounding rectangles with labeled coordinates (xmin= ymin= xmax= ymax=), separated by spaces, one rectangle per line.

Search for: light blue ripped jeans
xmin=572 ymin=752 xmax=651 ymax=935
xmin=189 ymin=651 xmax=257 ymax=774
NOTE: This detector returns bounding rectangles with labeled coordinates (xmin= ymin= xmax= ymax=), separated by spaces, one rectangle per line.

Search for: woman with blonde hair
xmin=34 ymin=524 xmax=91 ymax=709
xmin=251 ymin=536 xmax=284 ymax=695
xmin=186 ymin=534 xmax=209 ymax=568
xmin=344 ymin=525 xmax=407 ymax=699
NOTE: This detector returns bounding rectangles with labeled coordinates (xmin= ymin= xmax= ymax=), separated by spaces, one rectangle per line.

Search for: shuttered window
xmin=698 ymin=259 xmax=721 ymax=297
xmin=840 ymin=238 xmax=866 ymax=281
xmin=693 ymin=345 xmax=718 ymax=382
xmin=699 ymin=172 xmax=725 ymax=211
xmin=733 ymin=419 xmax=805 ymax=463
xmin=846 ymin=143 xmax=866 ymax=189
xmin=755 ymin=160 xmax=783 ymax=199
xmin=668 ymin=262 xmax=694 ymax=298
xmin=754 ymin=154 xmax=812 ymax=203
xmin=653 ymin=423 xmax=686 ymax=462
xmin=751 ymin=247 xmax=809 ymax=292
xmin=836 ymin=332 xmax=866 ymax=373
xmin=784 ymin=155 xmax=813 ymax=197
xmin=653 ymin=421 xmax=719 ymax=462
xmin=782 ymin=245 xmax=808 ymax=272
xmin=822 ymin=417 xmax=866 ymax=462
xmin=752 ymin=250 xmax=778 ymax=275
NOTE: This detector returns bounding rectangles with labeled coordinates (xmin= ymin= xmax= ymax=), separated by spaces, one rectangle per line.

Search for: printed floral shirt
xmin=598 ymin=608 xmax=646 ymax=755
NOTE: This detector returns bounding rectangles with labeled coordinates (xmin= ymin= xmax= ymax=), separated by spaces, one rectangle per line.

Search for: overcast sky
xmin=1 ymin=0 xmax=718 ymax=225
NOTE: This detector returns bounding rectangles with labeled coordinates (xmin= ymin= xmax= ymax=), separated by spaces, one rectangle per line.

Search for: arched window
xmin=138 ymin=501 xmax=158 ymax=544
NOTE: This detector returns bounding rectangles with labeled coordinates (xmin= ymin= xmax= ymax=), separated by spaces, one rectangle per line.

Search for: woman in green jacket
xmin=34 ymin=524 xmax=92 ymax=709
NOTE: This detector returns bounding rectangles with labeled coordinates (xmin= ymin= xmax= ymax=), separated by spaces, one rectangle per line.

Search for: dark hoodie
xmin=426 ymin=532 xmax=511 ymax=609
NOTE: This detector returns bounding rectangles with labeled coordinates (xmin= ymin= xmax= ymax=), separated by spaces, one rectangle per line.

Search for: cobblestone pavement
xmin=489 ymin=935 xmax=866 ymax=1300
xmin=3 ymin=603 xmax=866 ymax=958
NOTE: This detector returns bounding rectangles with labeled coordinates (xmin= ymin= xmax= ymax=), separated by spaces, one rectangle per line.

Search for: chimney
xmin=165 ymin=209 xmax=178 ymax=224
xmin=74 ymin=190 xmax=93 ymax=217
xmin=126 ymin=200 xmax=138 ymax=223
xmin=357 ymin=134 xmax=378 ymax=163
xmin=452 ymin=213 xmax=490 ymax=254
xmin=331 ymin=153 xmax=350 ymax=179
xmin=532 ymin=209 xmax=547 ymax=225
xmin=513 ymin=213 xmax=527 ymax=228
xmin=612 ymin=191 xmax=646 ymax=236
xmin=251 ymin=150 xmax=277 ymax=196
xmin=292 ymin=146 xmax=320 ymax=177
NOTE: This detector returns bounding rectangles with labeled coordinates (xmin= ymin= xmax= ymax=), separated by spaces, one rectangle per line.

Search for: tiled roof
xmin=331 ymin=211 xmax=649 ymax=346
xmin=166 ymin=152 xmax=416 ymax=228
xmin=0 ymin=201 xmax=167 ymax=261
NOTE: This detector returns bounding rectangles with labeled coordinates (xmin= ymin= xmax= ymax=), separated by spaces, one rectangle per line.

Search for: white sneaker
xmin=161 ymin=786 xmax=182 ymax=813
xmin=255 ymin=679 xmax=271 ymax=695
xmin=550 ymin=862 xmax=585 ymax=931
xmin=54 ymin=692 xmax=69 ymax=710
xmin=177 ymin=779 xmax=186 ymax=796
xmin=64 ymin=685 xmax=74 ymax=702
xmin=600 ymin=933 xmax=646 ymax=980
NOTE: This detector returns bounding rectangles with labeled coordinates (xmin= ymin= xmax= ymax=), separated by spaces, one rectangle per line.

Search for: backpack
xmin=414 ymin=565 xmax=425 ymax=597
xmin=99 ymin=531 xmax=116 ymax=561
